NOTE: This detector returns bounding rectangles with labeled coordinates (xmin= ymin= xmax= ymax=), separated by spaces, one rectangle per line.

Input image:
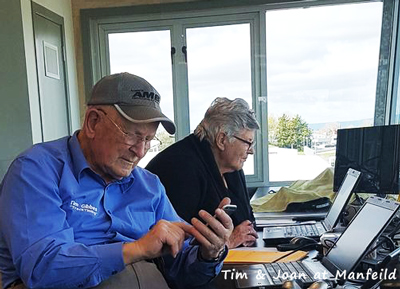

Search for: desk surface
xmin=193 ymin=232 xmax=284 ymax=289
xmin=192 ymin=231 xmax=366 ymax=289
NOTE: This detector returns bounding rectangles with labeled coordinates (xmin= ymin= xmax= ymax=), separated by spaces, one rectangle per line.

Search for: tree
xmin=157 ymin=130 xmax=175 ymax=151
xmin=275 ymin=114 xmax=312 ymax=152
xmin=268 ymin=115 xmax=278 ymax=144
xmin=275 ymin=114 xmax=291 ymax=148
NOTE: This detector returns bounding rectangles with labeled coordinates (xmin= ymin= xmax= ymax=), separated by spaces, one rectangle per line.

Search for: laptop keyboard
xmin=264 ymin=261 xmax=315 ymax=285
xmin=283 ymin=224 xmax=322 ymax=237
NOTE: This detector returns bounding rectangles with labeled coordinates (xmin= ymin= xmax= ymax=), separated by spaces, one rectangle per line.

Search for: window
xmin=84 ymin=0 xmax=389 ymax=188
xmin=186 ymin=23 xmax=254 ymax=174
xmin=266 ymin=2 xmax=383 ymax=183
xmin=101 ymin=13 xmax=260 ymax=173
xmin=391 ymin=2 xmax=400 ymax=125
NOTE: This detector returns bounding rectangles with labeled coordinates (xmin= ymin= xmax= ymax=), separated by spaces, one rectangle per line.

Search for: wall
xmin=0 ymin=0 xmax=33 ymax=178
xmin=0 ymin=0 xmax=80 ymax=179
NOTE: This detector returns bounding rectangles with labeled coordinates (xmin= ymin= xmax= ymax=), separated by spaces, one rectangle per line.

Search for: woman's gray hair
xmin=194 ymin=97 xmax=260 ymax=143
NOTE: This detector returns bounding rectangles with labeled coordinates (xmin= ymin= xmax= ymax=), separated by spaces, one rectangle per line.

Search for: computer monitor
xmin=333 ymin=124 xmax=400 ymax=195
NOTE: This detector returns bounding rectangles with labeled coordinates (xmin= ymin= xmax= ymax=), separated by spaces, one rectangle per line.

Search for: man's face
xmin=90 ymin=108 xmax=159 ymax=183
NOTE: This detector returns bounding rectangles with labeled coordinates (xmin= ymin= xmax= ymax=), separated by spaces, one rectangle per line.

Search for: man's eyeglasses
xmin=232 ymin=135 xmax=255 ymax=151
xmin=97 ymin=109 xmax=162 ymax=149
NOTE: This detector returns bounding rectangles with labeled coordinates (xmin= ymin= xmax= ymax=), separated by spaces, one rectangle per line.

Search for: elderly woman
xmin=146 ymin=97 xmax=260 ymax=248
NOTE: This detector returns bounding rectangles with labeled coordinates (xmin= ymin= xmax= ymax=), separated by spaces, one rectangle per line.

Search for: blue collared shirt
xmin=0 ymin=131 xmax=223 ymax=288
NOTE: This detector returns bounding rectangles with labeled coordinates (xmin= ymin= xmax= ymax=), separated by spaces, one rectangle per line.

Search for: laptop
xmin=263 ymin=168 xmax=361 ymax=244
xmin=235 ymin=196 xmax=400 ymax=288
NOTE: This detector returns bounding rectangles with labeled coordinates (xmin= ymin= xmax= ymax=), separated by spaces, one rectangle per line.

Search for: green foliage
xmin=157 ymin=130 xmax=175 ymax=151
xmin=271 ymin=114 xmax=312 ymax=152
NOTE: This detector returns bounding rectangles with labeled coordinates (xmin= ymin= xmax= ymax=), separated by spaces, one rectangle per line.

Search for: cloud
xmin=266 ymin=1 xmax=382 ymax=124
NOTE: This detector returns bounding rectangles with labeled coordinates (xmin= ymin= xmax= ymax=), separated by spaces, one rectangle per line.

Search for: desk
xmin=191 ymin=231 xmax=370 ymax=289
xmin=193 ymin=231 xmax=302 ymax=289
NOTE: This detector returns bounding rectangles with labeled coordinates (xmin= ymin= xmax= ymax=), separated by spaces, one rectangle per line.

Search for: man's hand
xmin=227 ymin=220 xmax=258 ymax=248
xmin=122 ymin=220 xmax=193 ymax=264
xmin=190 ymin=199 xmax=234 ymax=261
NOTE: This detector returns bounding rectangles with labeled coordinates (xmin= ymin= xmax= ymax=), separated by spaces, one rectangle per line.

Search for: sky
xmin=108 ymin=1 xmax=383 ymax=130
xmin=266 ymin=2 xmax=383 ymax=125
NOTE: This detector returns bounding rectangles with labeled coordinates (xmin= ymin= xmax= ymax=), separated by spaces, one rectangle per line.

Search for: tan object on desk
xmin=251 ymin=168 xmax=336 ymax=213
xmin=224 ymin=249 xmax=308 ymax=264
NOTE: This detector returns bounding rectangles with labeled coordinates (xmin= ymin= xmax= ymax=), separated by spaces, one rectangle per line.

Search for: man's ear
xmin=84 ymin=108 xmax=101 ymax=139
xmin=215 ymin=131 xmax=227 ymax=151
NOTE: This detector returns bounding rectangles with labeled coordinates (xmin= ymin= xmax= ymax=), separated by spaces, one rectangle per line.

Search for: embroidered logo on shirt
xmin=70 ymin=200 xmax=98 ymax=216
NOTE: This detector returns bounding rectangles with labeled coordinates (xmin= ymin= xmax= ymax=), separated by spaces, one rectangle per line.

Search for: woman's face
xmin=218 ymin=129 xmax=255 ymax=173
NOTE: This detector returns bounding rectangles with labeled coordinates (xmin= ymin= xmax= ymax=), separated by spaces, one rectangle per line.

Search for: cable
xmin=365 ymin=235 xmax=397 ymax=256
xmin=321 ymin=238 xmax=337 ymax=249
xmin=354 ymin=193 xmax=364 ymax=205
xmin=276 ymin=237 xmax=319 ymax=252
xmin=388 ymin=217 xmax=400 ymax=238
xmin=380 ymin=235 xmax=396 ymax=252
xmin=271 ymin=242 xmax=322 ymax=263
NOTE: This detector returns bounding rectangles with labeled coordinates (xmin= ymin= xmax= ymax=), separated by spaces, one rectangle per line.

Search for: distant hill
xmin=308 ymin=118 xmax=373 ymax=131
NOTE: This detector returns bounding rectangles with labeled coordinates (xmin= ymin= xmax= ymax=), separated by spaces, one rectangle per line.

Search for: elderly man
xmin=146 ymin=97 xmax=259 ymax=248
xmin=0 ymin=73 xmax=233 ymax=289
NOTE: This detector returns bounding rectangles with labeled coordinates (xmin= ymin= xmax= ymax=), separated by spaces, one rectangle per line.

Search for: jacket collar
xmin=187 ymin=134 xmax=228 ymax=197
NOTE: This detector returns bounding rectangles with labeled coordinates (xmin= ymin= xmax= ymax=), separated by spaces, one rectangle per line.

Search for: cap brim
xmin=115 ymin=104 xmax=176 ymax=134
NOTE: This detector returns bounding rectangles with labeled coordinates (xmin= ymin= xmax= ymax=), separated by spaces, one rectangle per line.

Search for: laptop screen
xmin=324 ymin=168 xmax=361 ymax=230
xmin=323 ymin=196 xmax=399 ymax=274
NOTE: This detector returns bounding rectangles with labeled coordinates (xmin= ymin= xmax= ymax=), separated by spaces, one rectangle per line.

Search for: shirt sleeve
xmin=152 ymin=180 xmax=225 ymax=288
xmin=0 ymin=157 xmax=125 ymax=288
xmin=163 ymin=241 xmax=226 ymax=289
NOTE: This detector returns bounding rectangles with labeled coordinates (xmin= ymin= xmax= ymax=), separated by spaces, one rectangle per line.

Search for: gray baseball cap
xmin=88 ymin=72 xmax=176 ymax=134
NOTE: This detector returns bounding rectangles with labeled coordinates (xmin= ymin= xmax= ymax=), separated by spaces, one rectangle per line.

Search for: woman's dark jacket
xmin=146 ymin=134 xmax=255 ymax=226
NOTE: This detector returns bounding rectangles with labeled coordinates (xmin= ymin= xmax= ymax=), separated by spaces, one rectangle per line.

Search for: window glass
xmin=266 ymin=2 xmax=383 ymax=182
xmin=186 ymin=23 xmax=254 ymax=174
xmin=394 ymin=51 xmax=400 ymax=124
xmin=108 ymin=30 xmax=175 ymax=167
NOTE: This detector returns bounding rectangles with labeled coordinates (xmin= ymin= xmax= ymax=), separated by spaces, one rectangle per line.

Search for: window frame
xmin=81 ymin=0 xmax=394 ymax=188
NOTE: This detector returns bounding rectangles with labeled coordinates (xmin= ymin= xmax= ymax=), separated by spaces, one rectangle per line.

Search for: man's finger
xmin=218 ymin=197 xmax=231 ymax=209
xmin=214 ymin=208 xmax=234 ymax=230
xmin=199 ymin=210 xmax=227 ymax=237
xmin=173 ymin=221 xmax=194 ymax=232
xmin=190 ymin=218 xmax=213 ymax=246
xmin=172 ymin=221 xmax=195 ymax=239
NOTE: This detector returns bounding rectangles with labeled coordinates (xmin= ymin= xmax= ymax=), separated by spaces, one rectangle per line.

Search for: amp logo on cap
xmin=131 ymin=89 xmax=160 ymax=103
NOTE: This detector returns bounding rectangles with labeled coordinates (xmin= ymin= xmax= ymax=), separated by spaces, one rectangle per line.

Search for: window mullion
xmin=171 ymin=23 xmax=191 ymax=140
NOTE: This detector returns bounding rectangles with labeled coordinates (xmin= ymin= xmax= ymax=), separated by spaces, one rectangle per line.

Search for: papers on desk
xmin=224 ymin=249 xmax=308 ymax=264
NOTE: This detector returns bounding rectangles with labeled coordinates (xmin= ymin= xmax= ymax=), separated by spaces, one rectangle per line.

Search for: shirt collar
xmin=68 ymin=130 xmax=90 ymax=182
